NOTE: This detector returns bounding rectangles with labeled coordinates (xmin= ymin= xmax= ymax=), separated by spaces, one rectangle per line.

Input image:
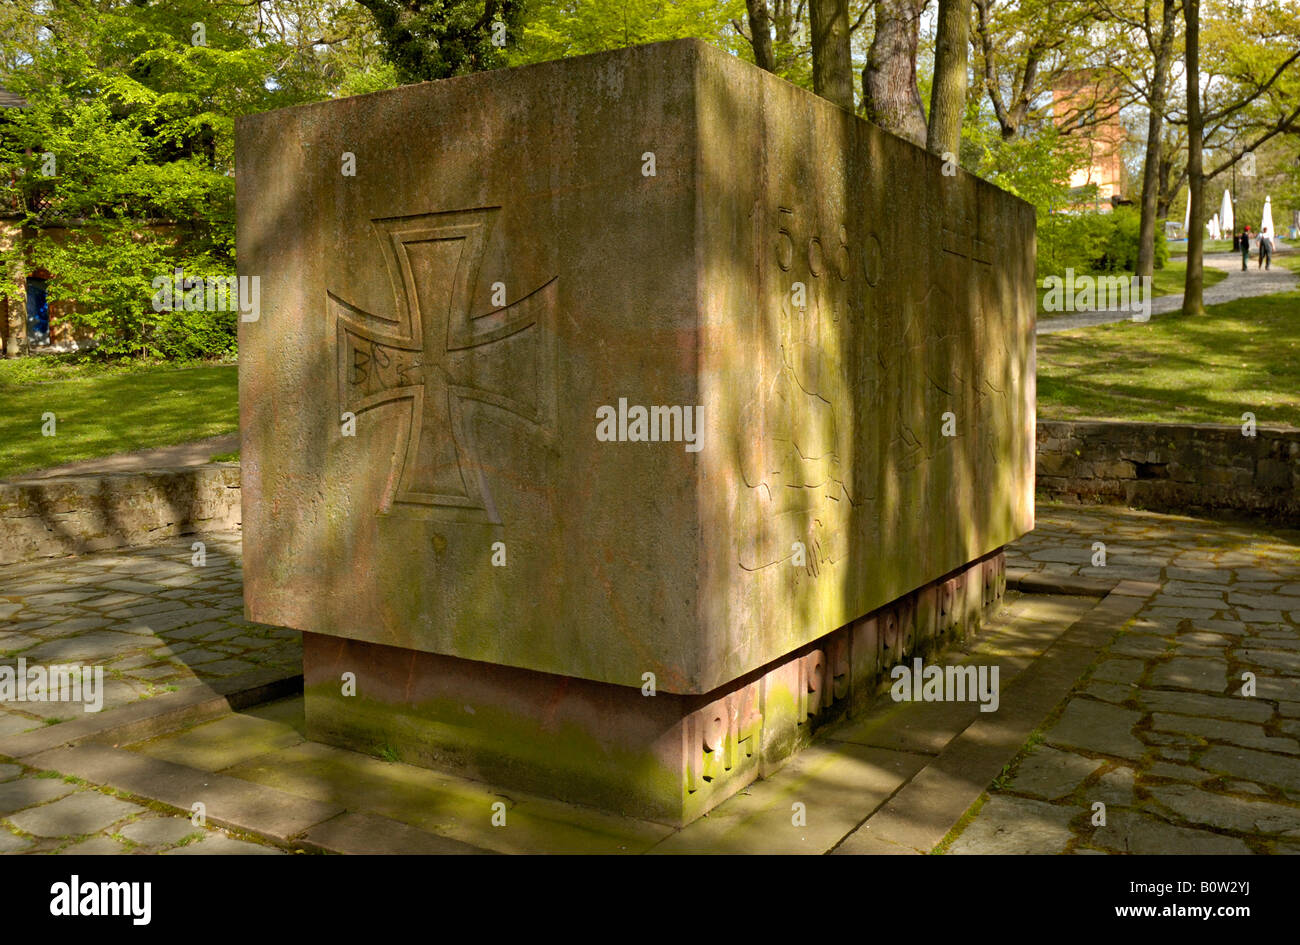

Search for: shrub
xmin=1038 ymin=206 xmax=1167 ymax=279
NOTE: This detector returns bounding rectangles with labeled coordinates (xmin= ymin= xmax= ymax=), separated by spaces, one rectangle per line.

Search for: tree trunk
xmin=747 ymin=0 xmax=776 ymax=72
xmin=863 ymin=0 xmax=929 ymax=146
xmin=1183 ymin=0 xmax=1205 ymax=316
xmin=811 ymin=0 xmax=854 ymax=109
xmin=1135 ymin=0 xmax=1178 ymax=279
xmin=927 ymin=0 xmax=969 ymax=156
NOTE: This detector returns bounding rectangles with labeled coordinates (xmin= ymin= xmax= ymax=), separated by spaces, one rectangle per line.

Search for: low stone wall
xmin=0 ymin=464 xmax=241 ymax=566
xmin=1037 ymin=420 xmax=1300 ymax=524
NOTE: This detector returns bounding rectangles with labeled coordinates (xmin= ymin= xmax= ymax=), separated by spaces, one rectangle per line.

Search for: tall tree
xmin=746 ymin=0 xmax=777 ymax=71
xmin=1134 ymin=0 xmax=1180 ymax=279
xmin=863 ymin=0 xmax=928 ymax=145
xmin=1183 ymin=0 xmax=1205 ymax=315
xmin=810 ymin=0 xmax=853 ymax=108
xmin=927 ymin=0 xmax=969 ymax=154
xmin=1179 ymin=0 xmax=1300 ymax=313
xmin=971 ymin=0 xmax=1102 ymax=140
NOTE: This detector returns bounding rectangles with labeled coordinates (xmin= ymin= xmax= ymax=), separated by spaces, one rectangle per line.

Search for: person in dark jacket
xmin=1240 ymin=226 xmax=1252 ymax=271
xmin=1258 ymin=228 xmax=1272 ymax=270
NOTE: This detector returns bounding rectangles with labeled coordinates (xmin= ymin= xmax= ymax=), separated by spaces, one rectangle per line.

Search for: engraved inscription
xmin=684 ymin=688 xmax=761 ymax=794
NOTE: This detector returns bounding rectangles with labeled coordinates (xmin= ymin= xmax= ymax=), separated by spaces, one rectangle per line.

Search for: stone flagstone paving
xmin=945 ymin=505 xmax=1300 ymax=854
xmin=1 ymin=503 xmax=1298 ymax=853
xmin=0 ymin=531 xmax=299 ymax=735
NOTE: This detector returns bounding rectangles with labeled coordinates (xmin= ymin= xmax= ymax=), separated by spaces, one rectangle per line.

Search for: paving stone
xmin=1252 ymin=676 xmax=1300 ymax=701
xmin=1148 ymin=657 xmax=1230 ymax=693
xmin=0 ymin=712 xmax=38 ymax=737
xmin=1150 ymin=713 xmax=1300 ymax=755
xmin=1142 ymin=761 xmax=1207 ymax=782
xmin=117 ymin=816 xmax=205 ymax=848
xmin=195 ymin=659 xmax=258 ymax=676
xmin=164 ymin=832 xmax=283 ymax=854
xmin=171 ymin=647 xmax=231 ymax=666
xmin=1222 ymin=779 xmax=1270 ymax=796
xmin=1045 ymin=700 xmax=1146 ymax=761
xmin=1198 ymin=746 xmax=1300 ymax=793
xmin=1093 ymin=766 xmax=1136 ymax=806
xmin=227 ymin=635 xmax=278 ymax=650
xmin=0 ymin=764 xmax=22 ymax=781
xmin=1177 ymin=631 xmax=1233 ymax=647
xmin=1239 ymin=648 xmax=1300 ymax=675
xmin=1192 ymin=619 xmax=1249 ymax=636
xmin=7 ymin=791 xmax=142 ymax=837
xmin=57 ymin=835 xmax=130 ymax=854
xmin=1092 ymin=810 xmax=1252 ymax=854
xmin=1004 ymin=747 xmax=1102 ymax=800
xmin=0 ymin=776 xmax=76 ymax=814
xmin=1235 ymin=609 xmax=1286 ymax=623
xmin=947 ymin=796 xmax=1076 ymax=854
xmin=1092 ymin=659 xmax=1145 ymax=685
xmin=0 ymin=829 xmax=35 ymax=852
xmin=1146 ymin=606 xmax=1222 ymax=620
xmin=1081 ymin=680 xmax=1136 ymax=705
xmin=1147 ymin=783 xmax=1300 ymax=836
xmin=20 ymin=631 xmax=147 ymax=662
xmin=1138 ymin=690 xmax=1274 ymax=724
xmin=301 ymin=812 xmax=488 ymax=855
xmin=1109 ymin=636 xmax=1171 ymax=658
xmin=0 ymin=633 xmax=43 ymax=653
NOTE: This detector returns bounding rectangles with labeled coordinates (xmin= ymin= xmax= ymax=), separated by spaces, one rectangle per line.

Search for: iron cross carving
xmin=330 ymin=208 xmax=557 ymax=523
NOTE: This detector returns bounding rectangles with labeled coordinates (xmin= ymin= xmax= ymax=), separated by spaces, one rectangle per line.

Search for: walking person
xmin=1258 ymin=228 xmax=1273 ymax=270
xmin=1240 ymin=225 xmax=1252 ymax=271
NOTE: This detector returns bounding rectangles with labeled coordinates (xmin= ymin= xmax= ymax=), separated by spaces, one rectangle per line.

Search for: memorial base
xmin=303 ymin=551 xmax=1006 ymax=826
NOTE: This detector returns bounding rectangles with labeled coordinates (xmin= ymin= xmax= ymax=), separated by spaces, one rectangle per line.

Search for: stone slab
xmin=26 ymin=743 xmax=344 ymax=843
xmin=237 ymin=37 xmax=1035 ymax=695
xmin=299 ymin=812 xmax=492 ymax=855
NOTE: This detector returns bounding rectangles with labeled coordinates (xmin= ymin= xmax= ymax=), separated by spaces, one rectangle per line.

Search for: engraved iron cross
xmin=330 ymin=208 xmax=556 ymax=523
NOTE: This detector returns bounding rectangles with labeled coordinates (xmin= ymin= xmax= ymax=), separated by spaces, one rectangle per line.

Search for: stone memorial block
xmin=237 ymin=38 xmax=1034 ymax=824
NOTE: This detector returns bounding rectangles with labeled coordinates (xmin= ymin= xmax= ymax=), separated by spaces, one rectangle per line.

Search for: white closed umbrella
xmin=1261 ymin=196 xmax=1274 ymax=237
xmin=1184 ymin=193 xmax=1191 ymax=235
xmin=1209 ymin=214 xmax=1220 ymax=241
xmin=1221 ymin=188 xmax=1234 ymax=233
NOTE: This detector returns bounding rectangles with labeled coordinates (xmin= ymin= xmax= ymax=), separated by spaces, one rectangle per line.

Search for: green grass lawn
xmin=1037 ymin=255 xmax=1300 ymax=426
xmin=1037 ymin=259 xmax=1226 ymax=317
xmin=0 ymin=358 xmax=238 ymax=479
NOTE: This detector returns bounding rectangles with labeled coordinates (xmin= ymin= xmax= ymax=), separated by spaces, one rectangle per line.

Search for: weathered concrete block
xmin=240 ymin=39 xmax=1033 ymax=820
xmin=238 ymin=38 xmax=1035 ymax=696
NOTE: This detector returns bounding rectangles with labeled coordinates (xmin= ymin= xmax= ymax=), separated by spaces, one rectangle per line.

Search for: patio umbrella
xmin=1220 ymin=188 xmax=1234 ymax=233
xmin=1209 ymin=214 xmax=1220 ymax=241
xmin=1261 ymin=196 xmax=1275 ymax=237
xmin=1184 ymin=193 xmax=1191 ymax=234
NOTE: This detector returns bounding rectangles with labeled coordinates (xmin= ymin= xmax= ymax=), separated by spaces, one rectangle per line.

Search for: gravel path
xmin=1038 ymin=251 xmax=1297 ymax=334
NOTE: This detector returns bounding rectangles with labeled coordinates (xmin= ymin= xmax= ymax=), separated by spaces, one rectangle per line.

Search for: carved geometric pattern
xmin=330 ymin=208 xmax=556 ymax=523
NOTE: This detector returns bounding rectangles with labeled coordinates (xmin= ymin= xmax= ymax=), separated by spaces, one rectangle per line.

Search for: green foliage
xmin=357 ymin=0 xmax=527 ymax=82
xmin=0 ymin=0 xmax=394 ymax=360
xmin=508 ymin=0 xmax=748 ymax=67
xmin=1037 ymin=207 xmax=1169 ymax=278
